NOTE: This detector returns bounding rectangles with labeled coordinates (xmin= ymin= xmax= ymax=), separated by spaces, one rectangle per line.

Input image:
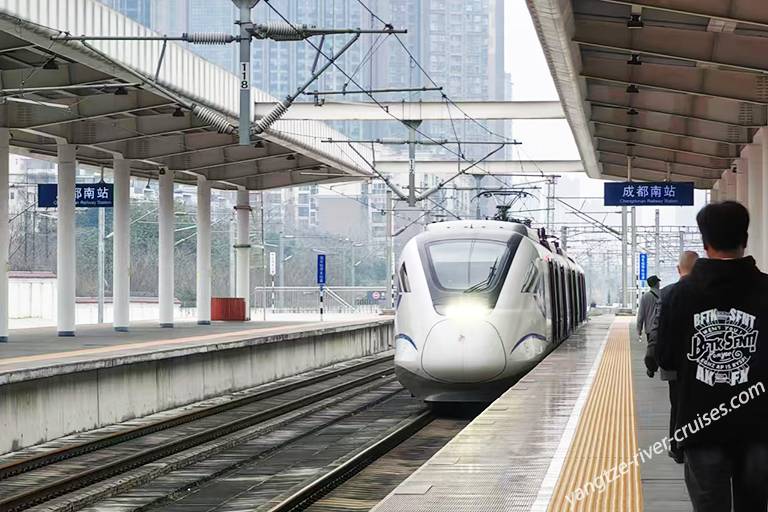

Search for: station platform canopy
xmin=527 ymin=0 xmax=768 ymax=189
xmin=0 ymin=0 xmax=374 ymax=190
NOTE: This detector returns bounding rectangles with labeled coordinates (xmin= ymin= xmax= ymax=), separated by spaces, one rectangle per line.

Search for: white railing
xmin=251 ymin=286 xmax=388 ymax=315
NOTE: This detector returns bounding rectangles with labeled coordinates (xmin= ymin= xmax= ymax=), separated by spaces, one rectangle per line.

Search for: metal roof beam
xmin=602 ymin=164 xmax=717 ymax=186
xmin=9 ymin=91 xmax=175 ymax=130
xmin=575 ymin=20 xmax=768 ymax=75
xmin=595 ymin=134 xmax=738 ymax=161
xmin=596 ymin=138 xmax=732 ymax=168
xmin=595 ymin=0 xmax=768 ymax=29
xmin=594 ymin=124 xmax=740 ymax=159
xmin=598 ymin=152 xmax=723 ymax=179
xmin=586 ymin=97 xmax=765 ymax=128
xmin=374 ymin=159 xmax=583 ymax=175
xmin=592 ymin=118 xmax=750 ymax=145
xmin=582 ymin=71 xmax=766 ymax=106
xmin=255 ymin=100 xmax=565 ymax=121
xmin=597 ymin=148 xmax=726 ymax=172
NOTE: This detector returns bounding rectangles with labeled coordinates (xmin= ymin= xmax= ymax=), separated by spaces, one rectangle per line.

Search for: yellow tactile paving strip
xmin=548 ymin=317 xmax=643 ymax=511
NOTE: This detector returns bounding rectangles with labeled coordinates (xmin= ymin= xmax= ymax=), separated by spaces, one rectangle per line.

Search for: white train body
xmin=394 ymin=220 xmax=586 ymax=402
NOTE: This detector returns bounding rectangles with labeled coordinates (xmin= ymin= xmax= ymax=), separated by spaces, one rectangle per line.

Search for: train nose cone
xmin=421 ymin=319 xmax=506 ymax=383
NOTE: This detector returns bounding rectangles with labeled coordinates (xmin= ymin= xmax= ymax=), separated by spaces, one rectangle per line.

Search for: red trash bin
xmin=211 ymin=297 xmax=246 ymax=321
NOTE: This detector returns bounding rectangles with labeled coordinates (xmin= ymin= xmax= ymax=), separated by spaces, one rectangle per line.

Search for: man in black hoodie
xmin=657 ymin=201 xmax=768 ymax=511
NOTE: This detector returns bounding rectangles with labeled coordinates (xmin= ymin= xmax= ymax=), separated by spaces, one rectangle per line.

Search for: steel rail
xmin=267 ymin=410 xmax=434 ymax=512
xmin=0 ymin=360 xmax=394 ymax=512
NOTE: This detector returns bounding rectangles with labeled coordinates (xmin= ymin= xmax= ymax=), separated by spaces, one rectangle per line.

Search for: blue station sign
xmin=604 ymin=181 xmax=694 ymax=206
xmin=639 ymin=253 xmax=648 ymax=282
xmin=316 ymin=254 xmax=326 ymax=286
xmin=38 ymin=183 xmax=114 ymax=208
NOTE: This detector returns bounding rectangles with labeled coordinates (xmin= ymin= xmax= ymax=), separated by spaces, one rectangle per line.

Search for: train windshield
xmin=426 ymin=240 xmax=509 ymax=291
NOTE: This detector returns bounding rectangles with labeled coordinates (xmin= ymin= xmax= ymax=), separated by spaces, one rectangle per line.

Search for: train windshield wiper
xmin=463 ymin=258 xmax=499 ymax=294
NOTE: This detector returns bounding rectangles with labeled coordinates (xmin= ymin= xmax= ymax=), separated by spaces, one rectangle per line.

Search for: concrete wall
xmin=0 ymin=319 xmax=393 ymax=454
xmin=8 ymin=273 xmax=184 ymax=324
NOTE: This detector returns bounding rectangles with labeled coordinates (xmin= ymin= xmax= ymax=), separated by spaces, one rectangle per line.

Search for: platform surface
xmin=372 ymin=315 xmax=614 ymax=512
xmin=0 ymin=316 xmax=388 ymax=382
xmin=372 ymin=315 xmax=692 ymax=511
xmin=631 ymin=324 xmax=690 ymax=511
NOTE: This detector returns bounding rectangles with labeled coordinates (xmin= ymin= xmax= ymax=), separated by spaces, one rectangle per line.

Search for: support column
xmin=654 ymin=209 xmax=660 ymax=275
xmin=736 ymin=158 xmax=748 ymax=206
xmin=235 ymin=189 xmax=251 ymax=320
xmin=196 ymin=175 xmax=211 ymax=325
xmin=621 ymin=205 xmax=627 ymax=308
xmin=113 ymin=158 xmax=131 ymax=331
xmin=723 ymin=169 xmax=737 ymax=201
xmin=631 ymin=206 xmax=637 ymax=314
xmin=0 ymin=129 xmax=8 ymax=342
xmin=761 ymin=127 xmax=768 ymax=267
xmin=57 ymin=143 xmax=76 ymax=336
xmin=158 ymin=168 xmax=174 ymax=327
xmin=746 ymin=141 xmax=763 ymax=267
xmin=711 ymin=181 xmax=720 ymax=204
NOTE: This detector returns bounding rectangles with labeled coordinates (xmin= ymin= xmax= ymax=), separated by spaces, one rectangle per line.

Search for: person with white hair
xmin=646 ymin=250 xmax=699 ymax=464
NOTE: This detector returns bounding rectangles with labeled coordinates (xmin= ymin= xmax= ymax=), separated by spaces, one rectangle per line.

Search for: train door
xmin=547 ymin=261 xmax=559 ymax=343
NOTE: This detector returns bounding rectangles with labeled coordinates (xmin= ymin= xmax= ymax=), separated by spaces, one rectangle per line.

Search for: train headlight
xmin=443 ymin=300 xmax=490 ymax=320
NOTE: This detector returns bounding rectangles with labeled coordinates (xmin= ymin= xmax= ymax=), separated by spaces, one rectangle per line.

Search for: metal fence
xmin=251 ymin=286 xmax=389 ymax=315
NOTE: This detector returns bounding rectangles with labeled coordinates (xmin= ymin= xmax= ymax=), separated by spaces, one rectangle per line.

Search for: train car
xmin=394 ymin=219 xmax=587 ymax=403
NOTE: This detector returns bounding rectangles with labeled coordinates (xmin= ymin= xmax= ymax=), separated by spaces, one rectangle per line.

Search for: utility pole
xmin=621 ymin=206 xmax=628 ymax=308
xmin=229 ymin=216 xmax=236 ymax=296
xmin=631 ymin=206 xmax=637 ymax=314
xmin=474 ymin=175 xmax=484 ymax=219
xmin=386 ymin=190 xmax=395 ymax=310
xmin=654 ymin=209 xmax=660 ymax=275
xmin=546 ymin=177 xmax=555 ymax=233
xmin=236 ymin=0 xmax=251 ymax=145
xmin=260 ymin=191 xmax=267 ymax=320
xmin=97 ymin=206 xmax=105 ymax=323
xmin=560 ymin=226 xmax=568 ymax=252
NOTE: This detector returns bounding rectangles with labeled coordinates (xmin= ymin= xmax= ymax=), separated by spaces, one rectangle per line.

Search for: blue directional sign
xmin=639 ymin=253 xmax=648 ymax=282
xmin=604 ymin=181 xmax=694 ymax=206
xmin=38 ymin=183 xmax=114 ymax=208
xmin=316 ymin=254 xmax=326 ymax=286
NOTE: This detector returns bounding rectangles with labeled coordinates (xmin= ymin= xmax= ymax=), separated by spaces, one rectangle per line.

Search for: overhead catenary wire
xmin=260 ymin=0 xmax=512 ymax=190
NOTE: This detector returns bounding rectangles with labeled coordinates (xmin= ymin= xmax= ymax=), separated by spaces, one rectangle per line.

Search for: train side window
xmin=521 ymin=263 xmax=539 ymax=293
xmin=399 ymin=263 xmax=411 ymax=293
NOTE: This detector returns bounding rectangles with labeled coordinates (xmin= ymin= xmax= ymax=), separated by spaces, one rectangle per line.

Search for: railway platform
xmin=0 ymin=317 xmax=393 ymax=455
xmin=373 ymin=314 xmax=689 ymax=512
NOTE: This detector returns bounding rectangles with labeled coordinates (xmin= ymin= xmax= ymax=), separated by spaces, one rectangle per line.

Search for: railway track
xmin=0 ymin=355 xmax=395 ymax=512
xmin=267 ymin=411 xmax=435 ymax=512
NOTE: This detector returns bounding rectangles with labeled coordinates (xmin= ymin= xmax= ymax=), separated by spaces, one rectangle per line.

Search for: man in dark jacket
xmin=646 ymin=250 xmax=698 ymax=464
xmin=657 ymin=201 xmax=768 ymax=511
xmin=637 ymin=275 xmax=661 ymax=343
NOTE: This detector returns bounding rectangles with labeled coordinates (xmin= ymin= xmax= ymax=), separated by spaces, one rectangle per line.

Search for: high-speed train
xmin=394 ymin=219 xmax=587 ymax=403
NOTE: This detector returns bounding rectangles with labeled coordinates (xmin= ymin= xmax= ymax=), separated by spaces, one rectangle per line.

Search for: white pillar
xmin=736 ymin=158 xmax=748 ymax=206
xmin=158 ymin=169 xmax=174 ymax=327
xmin=723 ymin=169 xmax=737 ymax=201
xmin=761 ymin=127 xmax=768 ymax=268
xmin=197 ymin=175 xmax=212 ymax=325
xmin=0 ymin=129 xmax=8 ymax=342
xmin=746 ymin=141 xmax=763 ymax=267
xmin=235 ymin=189 xmax=251 ymax=319
xmin=113 ymin=158 xmax=131 ymax=331
xmin=621 ymin=205 xmax=627 ymax=307
xmin=57 ymin=143 xmax=77 ymax=336
xmin=711 ymin=181 xmax=720 ymax=204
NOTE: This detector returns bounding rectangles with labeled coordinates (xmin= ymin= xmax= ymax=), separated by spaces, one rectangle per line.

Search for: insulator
xmin=192 ymin=104 xmax=235 ymax=134
xmin=182 ymin=32 xmax=236 ymax=45
xmin=251 ymin=100 xmax=290 ymax=134
xmin=251 ymin=23 xmax=311 ymax=41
